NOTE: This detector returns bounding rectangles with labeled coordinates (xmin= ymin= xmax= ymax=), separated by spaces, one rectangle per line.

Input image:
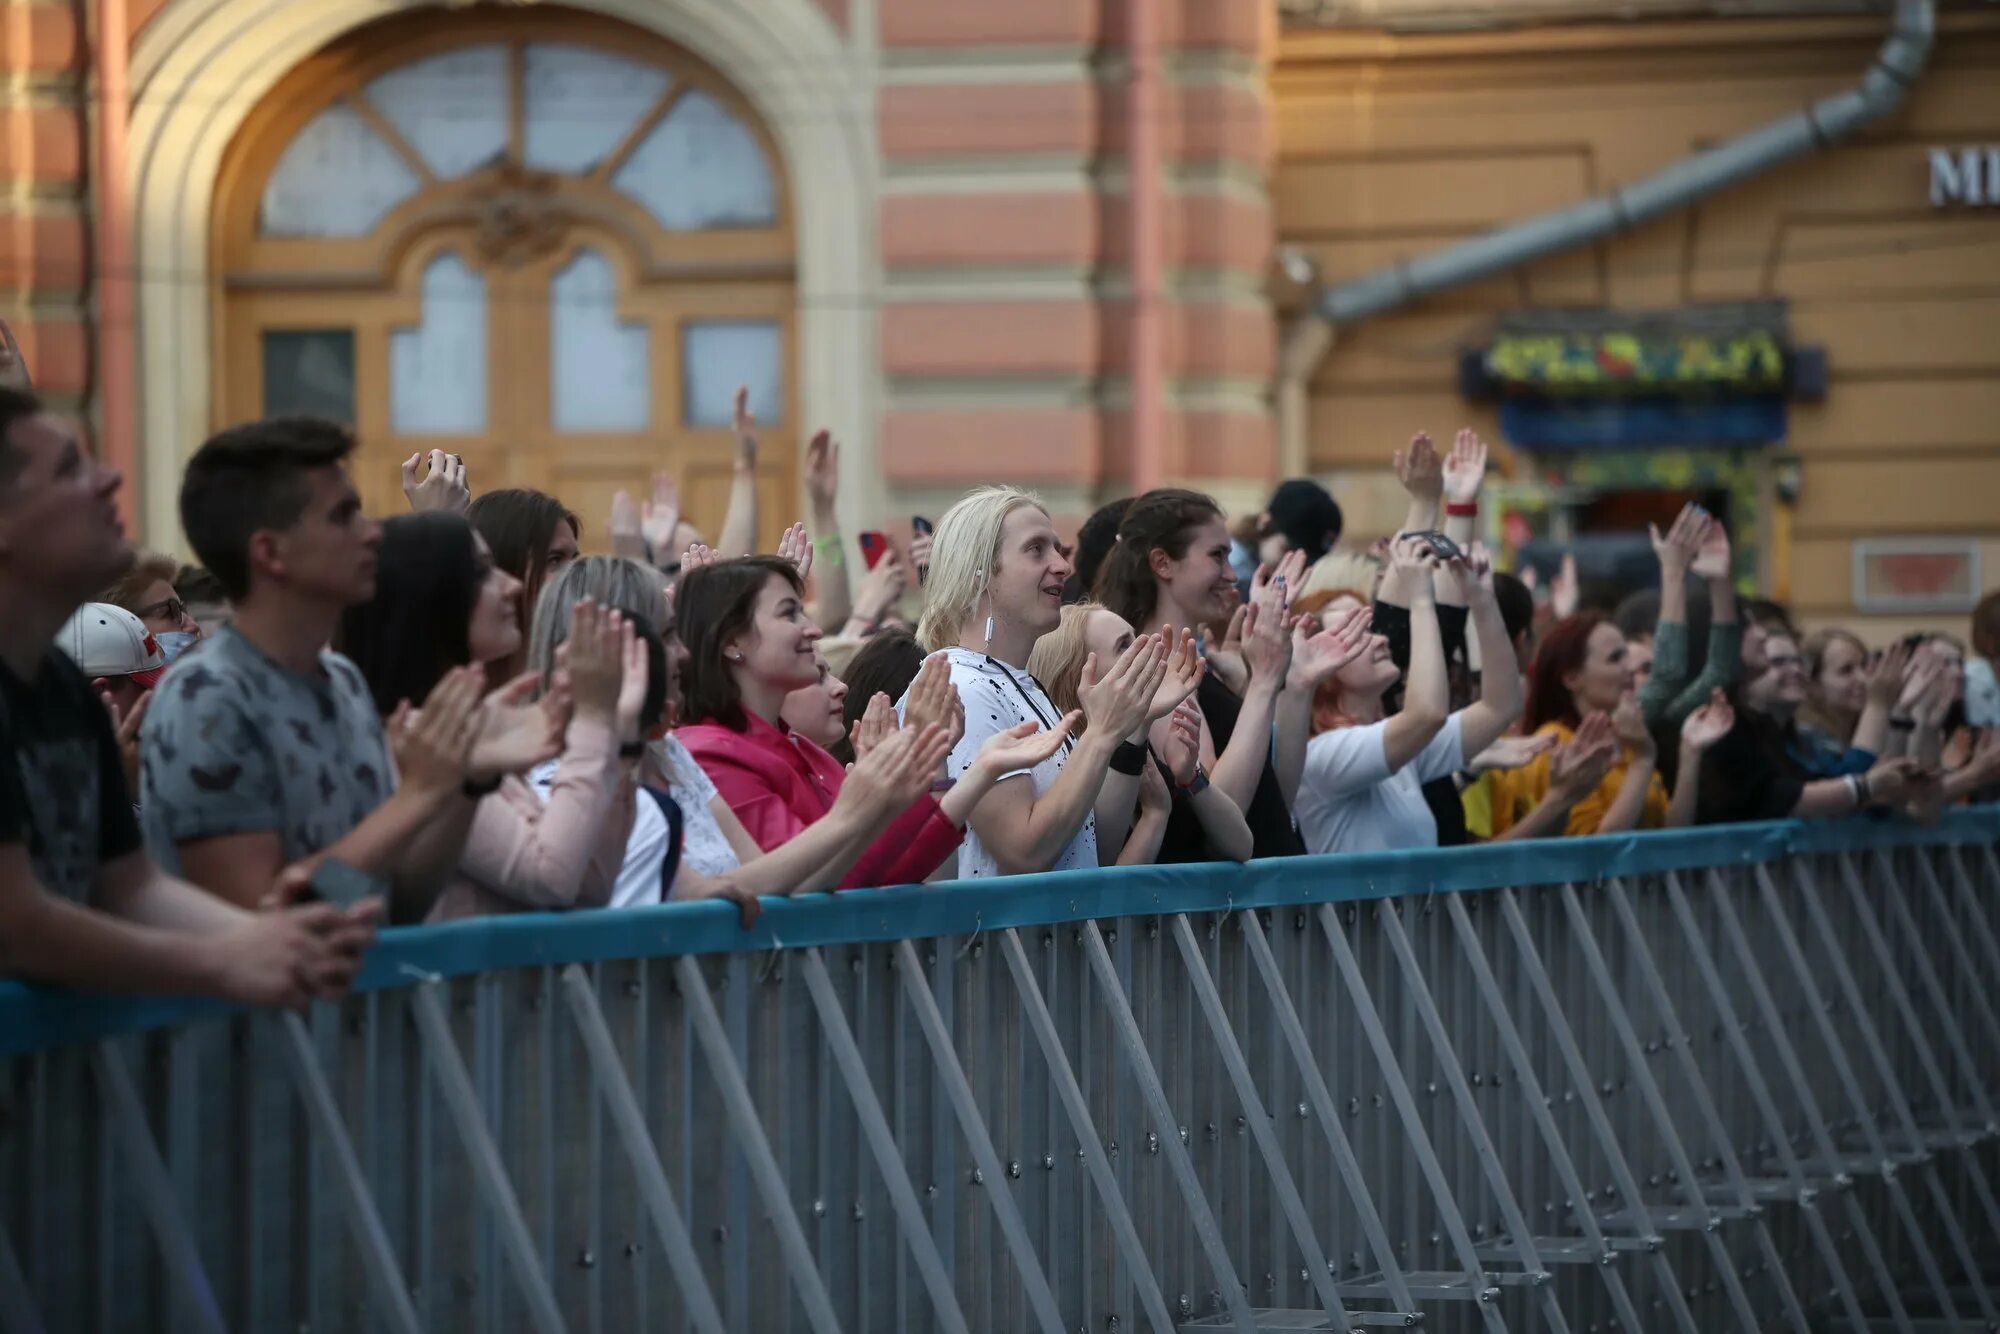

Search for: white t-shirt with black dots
xmin=899 ymin=647 xmax=1098 ymax=879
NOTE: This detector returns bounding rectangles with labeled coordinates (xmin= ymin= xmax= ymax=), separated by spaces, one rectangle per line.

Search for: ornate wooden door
xmin=214 ymin=11 xmax=797 ymax=546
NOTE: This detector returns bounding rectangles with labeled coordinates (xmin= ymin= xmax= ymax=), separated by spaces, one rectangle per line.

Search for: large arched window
xmin=214 ymin=9 xmax=796 ymax=542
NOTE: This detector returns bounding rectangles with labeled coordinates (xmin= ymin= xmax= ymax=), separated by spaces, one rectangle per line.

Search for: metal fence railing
xmin=3 ymin=810 xmax=1998 ymax=1333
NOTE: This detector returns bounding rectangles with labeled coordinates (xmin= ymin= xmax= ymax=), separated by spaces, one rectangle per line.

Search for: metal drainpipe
xmin=1315 ymin=0 xmax=1936 ymax=326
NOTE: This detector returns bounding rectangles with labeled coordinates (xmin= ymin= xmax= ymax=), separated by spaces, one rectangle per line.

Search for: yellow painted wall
xmin=1273 ymin=11 xmax=2000 ymax=638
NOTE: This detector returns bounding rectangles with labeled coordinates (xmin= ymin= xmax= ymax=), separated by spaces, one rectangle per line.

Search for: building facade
xmin=3 ymin=0 xmax=1995 ymax=634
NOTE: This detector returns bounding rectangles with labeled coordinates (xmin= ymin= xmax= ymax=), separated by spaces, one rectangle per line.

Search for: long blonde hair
xmin=916 ymin=486 xmax=1048 ymax=652
xmin=1025 ymin=602 xmax=1097 ymax=732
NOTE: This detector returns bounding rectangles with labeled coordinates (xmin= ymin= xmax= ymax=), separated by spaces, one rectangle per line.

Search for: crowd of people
xmin=2 ymin=379 xmax=1996 ymax=1007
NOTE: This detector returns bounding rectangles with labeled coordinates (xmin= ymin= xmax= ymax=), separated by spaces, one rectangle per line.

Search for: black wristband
xmin=1888 ymin=716 xmax=1917 ymax=732
xmin=462 ymin=776 xmax=502 ymax=799
xmin=1109 ymin=741 xmax=1148 ymax=776
xmin=619 ymin=740 xmax=646 ymax=759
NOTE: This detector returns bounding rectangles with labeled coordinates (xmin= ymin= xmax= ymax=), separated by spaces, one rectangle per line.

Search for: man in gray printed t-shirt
xmin=140 ymin=624 xmax=391 ymax=875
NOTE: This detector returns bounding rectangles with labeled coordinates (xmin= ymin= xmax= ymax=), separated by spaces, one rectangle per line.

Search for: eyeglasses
xmin=1764 ymin=654 xmax=1806 ymax=672
xmin=136 ymin=596 xmax=190 ymax=624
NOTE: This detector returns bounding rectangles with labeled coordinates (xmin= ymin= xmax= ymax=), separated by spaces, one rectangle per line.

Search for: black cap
xmin=1263 ymin=479 xmax=1343 ymax=564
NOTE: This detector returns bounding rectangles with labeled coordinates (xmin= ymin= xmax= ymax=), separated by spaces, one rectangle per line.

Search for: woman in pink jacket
xmin=675 ymin=556 xmax=1071 ymax=887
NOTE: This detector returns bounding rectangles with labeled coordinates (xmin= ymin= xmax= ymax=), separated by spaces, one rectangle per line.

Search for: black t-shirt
xmin=0 ymin=648 xmax=143 ymax=902
xmin=1155 ymin=672 xmax=1304 ymax=861
xmin=1697 ymin=707 xmax=1807 ymax=825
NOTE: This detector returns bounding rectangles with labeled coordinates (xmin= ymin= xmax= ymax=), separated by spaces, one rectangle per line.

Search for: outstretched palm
xmin=1679 ymin=690 xmax=1735 ymax=752
xmin=1291 ymin=606 xmax=1373 ymax=687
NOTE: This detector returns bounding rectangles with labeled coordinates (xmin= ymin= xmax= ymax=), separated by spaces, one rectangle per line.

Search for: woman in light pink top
xmin=337 ymin=512 xmax=640 ymax=920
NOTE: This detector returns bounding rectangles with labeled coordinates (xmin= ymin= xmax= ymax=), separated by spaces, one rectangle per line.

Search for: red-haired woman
xmin=1488 ymin=611 xmax=1730 ymax=836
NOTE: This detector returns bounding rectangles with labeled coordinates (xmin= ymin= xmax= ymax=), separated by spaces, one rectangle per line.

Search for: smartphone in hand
xmin=0 ymin=319 xmax=32 ymax=391
xmin=1405 ymin=530 xmax=1464 ymax=562
xmin=858 ymin=530 xmax=890 ymax=570
xmin=911 ymin=516 xmax=933 ymax=538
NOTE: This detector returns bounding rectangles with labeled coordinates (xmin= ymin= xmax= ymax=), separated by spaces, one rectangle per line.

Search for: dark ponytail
xmin=1092 ymin=488 xmax=1222 ymax=631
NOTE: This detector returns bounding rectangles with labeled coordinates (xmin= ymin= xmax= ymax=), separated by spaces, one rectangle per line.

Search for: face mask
xmin=153 ymin=631 xmax=200 ymax=663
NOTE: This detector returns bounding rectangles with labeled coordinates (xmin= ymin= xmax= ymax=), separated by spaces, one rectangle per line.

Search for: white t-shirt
xmin=528 ymin=735 xmax=738 ymax=909
xmin=900 ymin=648 xmax=1097 ymax=879
xmin=1294 ymin=713 xmax=1467 ymax=855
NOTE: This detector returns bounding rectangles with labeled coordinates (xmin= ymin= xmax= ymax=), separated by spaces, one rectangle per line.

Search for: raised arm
xmin=1381 ymin=536 xmax=1451 ymax=772
xmin=715 ymin=386 xmax=761 ymax=559
xmin=1273 ymin=605 xmax=1373 ymax=807
xmin=1377 ymin=432 xmax=1442 ymax=607
xmin=1455 ymin=546 xmax=1525 ymax=758
xmin=1638 ymin=503 xmax=1711 ymax=724
xmin=1212 ymin=589 xmax=1292 ymax=811
xmin=1665 ymin=518 xmax=1741 ymax=725
xmin=1435 ymin=428 xmax=1487 ymax=608
xmin=801 ymin=430 xmax=855 ymax=632
xmin=1666 ymin=689 xmax=1734 ymax=828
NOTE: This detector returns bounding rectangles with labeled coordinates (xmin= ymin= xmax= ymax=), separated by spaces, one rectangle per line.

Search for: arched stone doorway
xmin=213 ymin=8 xmax=797 ymax=538
xmin=127 ymin=0 xmax=878 ymax=548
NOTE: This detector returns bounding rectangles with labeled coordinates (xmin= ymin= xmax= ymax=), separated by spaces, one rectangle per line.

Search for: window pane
xmin=260 ymin=103 xmax=419 ymax=236
xmin=262 ymin=330 xmax=355 ymax=421
xmin=682 ymin=320 xmax=779 ymax=427
xmin=612 ymin=91 xmax=775 ymax=230
xmin=524 ymin=44 xmax=670 ymax=175
xmin=390 ymin=253 xmax=487 ymax=434
xmin=551 ymin=249 xmax=650 ymax=432
xmin=364 ymin=45 xmax=509 ymax=180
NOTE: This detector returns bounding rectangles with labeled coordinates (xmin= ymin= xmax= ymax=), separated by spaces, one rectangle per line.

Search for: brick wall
xmin=875 ymin=0 xmax=1278 ymax=524
xmin=2 ymin=2 xmax=94 ymax=409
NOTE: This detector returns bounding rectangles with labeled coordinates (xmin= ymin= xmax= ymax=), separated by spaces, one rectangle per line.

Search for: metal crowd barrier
xmin=3 ymin=810 xmax=1998 ymax=1334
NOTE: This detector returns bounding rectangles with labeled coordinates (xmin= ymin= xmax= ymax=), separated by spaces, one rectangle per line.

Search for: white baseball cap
xmin=56 ymin=602 xmax=170 ymax=689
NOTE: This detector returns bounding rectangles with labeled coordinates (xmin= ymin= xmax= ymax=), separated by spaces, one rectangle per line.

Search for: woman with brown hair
xmin=1094 ymin=488 xmax=1369 ymax=859
xmin=674 ymin=556 xmax=1077 ymax=887
xmin=467 ymin=487 xmax=581 ymax=681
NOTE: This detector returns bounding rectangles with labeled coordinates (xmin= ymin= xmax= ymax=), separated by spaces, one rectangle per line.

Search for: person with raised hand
xmin=914 ymin=487 xmax=1163 ymax=876
xmin=840 ymin=547 xmax=909 ymax=639
xmin=1634 ymin=502 xmax=1742 ymax=746
xmin=1272 ymin=602 xmax=1375 ymax=810
xmin=1093 ymin=488 xmax=1306 ymax=859
xmin=1695 ymin=626 xmax=1926 ymax=825
xmin=800 ymin=428 xmax=858 ymax=634
xmin=1295 ymin=533 xmax=1526 ymax=853
xmin=401 ymin=449 xmax=469 ymax=515
xmin=1029 ymin=605 xmax=1243 ymax=862
xmin=714 ymin=385 xmax=762 ymax=559
xmin=0 ymin=387 xmax=381 ymax=1002
xmin=1796 ymin=632 xmax=1904 ymax=775
xmin=676 ymin=557 xmax=979 ymax=887
xmin=1664 ymin=688 xmax=1737 ymax=828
